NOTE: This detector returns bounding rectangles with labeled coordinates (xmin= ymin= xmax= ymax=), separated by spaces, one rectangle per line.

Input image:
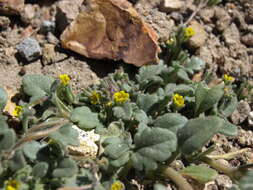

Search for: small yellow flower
xmin=223 ymin=74 xmax=234 ymax=82
xmin=59 ymin=74 xmax=70 ymax=85
xmin=106 ymin=101 xmax=113 ymax=107
xmin=90 ymin=91 xmax=101 ymax=105
xmin=13 ymin=106 xmax=22 ymax=117
xmin=184 ymin=27 xmax=195 ymax=38
xmin=5 ymin=180 xmax=20 ymax=190
xmin=113 ymin=91 xmax=130 ymax=103
xmin=110 ymin=181 xmax=125 ymax=190
xmin=173 ymin=94 xmax=185 ymax=107
xmin=166 ymin=38 xmax=174 ymax=45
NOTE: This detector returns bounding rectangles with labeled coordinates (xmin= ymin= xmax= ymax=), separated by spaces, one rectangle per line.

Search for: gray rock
xmin=40 ymin=20 xmax=56 ymax=34
xmin=231 ymin=100 xmax=251 ymax=125
xmin=199 ymin=8 xmax=215 ymax=24
xmin=214 ymin=7 xmax=232 ymax=32
xmin=241 ymin=33 xmax=253 ymax=47
xmin=0 ymin=16 xmax=10 ymax=29
xmin=16 ymin=37 xmax=41 ymax=62
xmin=223 ymin=23 xmax=240 ymax=46
xmin=159 ymin=0 xmax=184 ymax=13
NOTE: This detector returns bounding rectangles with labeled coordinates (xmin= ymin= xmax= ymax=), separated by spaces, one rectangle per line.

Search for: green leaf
xmin=0 ymin=129 xmax=16 ymax=151
xmin=178 ymin=116 xmax=224 ymax=155
xmin=195 ymin=83 xmax=224 ymax=115
xmin=132 ymin=126 xmax=177 ymax=171
xmin=22 ymin=74 xmax=55 ymax=102
xmin=153 ymin=183 xmax=169 ymax=190
xmin=103 ymin=137 xmax=131 ymax=167
xmin=0 ymin=115 xmax=9 ymax=130
xmin=53 ymin=158 xmax=78 ymax=178
xmin=165 ymin=84 xmax=194 ymax=96
xmin=113 ymin=103 xmax=133 ymax=120
xmin=154 ymin=113 xmax=188 ymax=134
xmin=177 ymin=69 xmax=190 ymax=82
xmin=136 ymin=64 xmax=165 ymax=84
xmin=32 ymin=162 xmax=48 ymax=178
xmin=23 ymin=141 xmax=45 ymax=160
xmin=185 ymin=57 xmax=206 ymax=72
xmin=9 ymin=150 xmax=26 ymax=171
xmin=137 ymin=93 xmax=158 ymax=113
xmin=180 ymin=165 xmax=218 ymax=184
xmin=237 ymin=170 xmax=253 ymax=190
xmin=49 ymin=124 xmax=79 ymax=147
xmin=219 ymin=120 xmax=238 ymax=136
xmin=132 ymin=109 xmax=149 ymax=124
xmin=70 ymin=106 xmax=102 ymax=129
xmin=0 ymin=87 xmax=7 ymax=112
xmin=219 ymin=96 xmax=238 ymax=117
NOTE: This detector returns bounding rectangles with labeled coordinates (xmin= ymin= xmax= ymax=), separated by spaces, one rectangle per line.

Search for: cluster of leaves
xmin=0 ymin=26 xmax=251 ymax=190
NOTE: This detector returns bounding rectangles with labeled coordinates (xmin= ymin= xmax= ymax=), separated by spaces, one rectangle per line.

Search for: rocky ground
xmin=0 ymin=0 xmax=253 ymax=189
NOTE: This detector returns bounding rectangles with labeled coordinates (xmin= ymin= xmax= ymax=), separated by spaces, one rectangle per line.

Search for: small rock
xmin=241 ymin=33 xmax=253 ymax=47
xmin=188 ymin=20 xmax=207 ymax=49
xmin=223 ymin=23 xmax=240 ymax=46
xmin=199 ymin=8 xmax=215 ymax=24
xmin=20 ymin=4 xmax=36 ymax=24
xmin=159 ymin=0 xmax=184 ymax=13
xmin=0 ymin=16 xmax=10 ymax=29
xmin=40 ymin=20 xmax=56 ymax=34
xmin=56 ymin=0 xmax=84 ymax=32
xmin=0 ymin=0 xmax=24 ymax=15
xmin=46 ymin=32 xmax=59 ymax=45
xmin=214 ymin=7 xmax=232 ymax=32
xmin=16 ymin=37 xmax=41 ymax=62
xmin=248 ymin=111 xmax=253 ymax=127
xmin=237 ymin=129 xmax=253 ymax=147
xmin=215 ymin=175 xmax=233 ymax=189
xmin=231 ymin=100 xmax=251 ymax=125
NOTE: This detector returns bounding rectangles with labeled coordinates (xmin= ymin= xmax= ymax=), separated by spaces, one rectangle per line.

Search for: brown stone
xmin=0 ymin=0 xmax=24 ymax=15
xmin=60 ymin=0 xmax=160 ymax=66
xmin=56 ymin=0 xmax=84 ymax=32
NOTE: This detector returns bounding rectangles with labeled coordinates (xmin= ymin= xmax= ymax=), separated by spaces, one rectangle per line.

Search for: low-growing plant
xmin=0 ymin=26 xmax=252 ymax=190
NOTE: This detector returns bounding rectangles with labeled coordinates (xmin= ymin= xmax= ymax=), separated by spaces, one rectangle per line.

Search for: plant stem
xmin=162 ymin=166 xmax=193 ymax=190
xmin=207 ymin=148 xmax=251 ymax=160
xmin=201 ymin=156 xmax=241 ymax=180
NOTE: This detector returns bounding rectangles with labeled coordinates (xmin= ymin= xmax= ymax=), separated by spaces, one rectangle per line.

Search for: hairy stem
xmin=207 ymin=148 xmax=251 ymax=160
xmin=201 ymin=156 xmax=242 ymax=180
xmin=162 ymin=166 xmax=193 ymax=190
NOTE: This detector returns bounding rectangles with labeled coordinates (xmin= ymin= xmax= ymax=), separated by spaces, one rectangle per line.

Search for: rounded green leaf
xmin=178 ymin=116 xmax=224 ymax=155
xmin=180 ymin=165 xmax=218 ymax=184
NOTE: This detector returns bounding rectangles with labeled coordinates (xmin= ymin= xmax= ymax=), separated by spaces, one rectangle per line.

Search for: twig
xmin=57 ymin=184 xmax=92 ymax=190
xmin=207 ymin=148 xmax=251 ymax=160
xmin=162 ymin=166 xmax=194 ymax=190
xmin=184 ymin=0 xmax=208 ymax=25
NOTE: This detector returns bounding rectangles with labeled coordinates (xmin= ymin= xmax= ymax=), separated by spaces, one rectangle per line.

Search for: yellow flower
xmin=59 ymin=74 xmax=71 ymax=85
xmin=13 ymin=106 xmax=22 ymax=117
xmin=223 ymin=74 xmax=234 ymax=82
xmin=106 ymin=101 xmax=113 ymax=107
xmin=113 ymin=91 xmax=130 ymax=103
xmin=173 ymin=94 xmax=185 ymax=107
xmin=6 ymin=180 xmax=20 ymax=190
xmin=90 ymin=91 xmax=101 ymax=105
xmin=184 ymin=27 xmax=195 ymax=38
xmin=166 ymin=38 xmax=174 ymax=45
xmin=110 ymin=181 xmax=125 ymax=190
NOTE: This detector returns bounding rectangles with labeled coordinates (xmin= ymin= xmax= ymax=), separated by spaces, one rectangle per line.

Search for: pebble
xmin=16 ymin=37 xmax=41 ymax=62
xmin=40 ymin=20 xmax=56 ymax=34
xmin=241 ymin=33 xmax=253 ymax=47
xmin=231 ymin=100 xmax=251 ymax=125
xmin=0 ymin=16 xmax=10 ymax=29
xmin=188 ymin=20 xmax=207 ymax=49
xmin=159 ymin=0 xmax=184 ymax=13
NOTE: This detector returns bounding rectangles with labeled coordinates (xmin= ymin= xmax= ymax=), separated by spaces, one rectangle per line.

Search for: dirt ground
xmin=0 ymin=0 xmax=253 ymax=189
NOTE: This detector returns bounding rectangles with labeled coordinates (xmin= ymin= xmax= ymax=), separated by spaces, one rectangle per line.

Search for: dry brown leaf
xmin=60 ymin=0 xmax=160 ymax=66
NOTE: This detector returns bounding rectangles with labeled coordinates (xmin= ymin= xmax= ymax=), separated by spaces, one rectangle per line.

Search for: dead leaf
xmin=60 ymin=0 xmax=160 ymax=66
